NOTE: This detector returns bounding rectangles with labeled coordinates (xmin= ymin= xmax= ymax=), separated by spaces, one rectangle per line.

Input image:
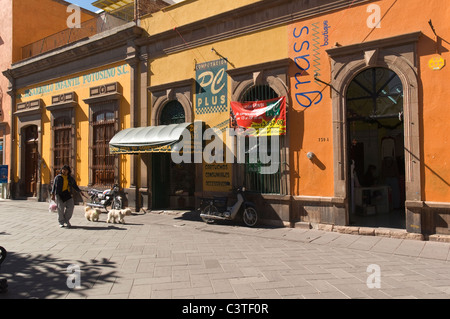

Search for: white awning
xmin=109 ymin=122 xmax=193 ymax=154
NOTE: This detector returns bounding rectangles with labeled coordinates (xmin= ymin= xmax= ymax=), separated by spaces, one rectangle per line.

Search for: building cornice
xmin=326 ymin=31 xmax=423 ymax=58
xmin=6 ymin=23 xmax=143 ymax=80
xmin=137 ymin=0 xmax=374 ymax=58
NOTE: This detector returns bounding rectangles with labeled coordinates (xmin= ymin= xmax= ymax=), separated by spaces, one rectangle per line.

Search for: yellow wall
xmin=146 ymin=6 xmax=287 ymax=192
xmin=150 ymin=27 xmax=287 ymax=86
xmin=16 ymin=62 xmax=131 ymax=188
xmin=141 ymin=0 xmax=262 ymax=36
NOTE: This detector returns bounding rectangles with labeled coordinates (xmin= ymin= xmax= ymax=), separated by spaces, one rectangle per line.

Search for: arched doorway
xmin=346 ymin=67 xmax=406 ymax=228
xmin=152 ymin=100 xmax=195 ymax=209
xmin=23 ymin=125 xmax=39 ymax=197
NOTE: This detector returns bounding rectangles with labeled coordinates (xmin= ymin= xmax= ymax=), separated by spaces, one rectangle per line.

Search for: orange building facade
xmin=0 ymin=0 xmax=96 ymax=198
xmin=286 ymin=0 xmax=450 ymax=236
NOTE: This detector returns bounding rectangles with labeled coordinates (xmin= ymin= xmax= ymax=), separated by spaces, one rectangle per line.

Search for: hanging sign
xmin=428 ymin=55 xmax=445 ymax=70
xmin=195 ymin=59 xmax=228 ymax=115
xmin=0 ymin=165 xmax=8 ymax=184
xmin=230 ymin=96 xmax=286 ymax=136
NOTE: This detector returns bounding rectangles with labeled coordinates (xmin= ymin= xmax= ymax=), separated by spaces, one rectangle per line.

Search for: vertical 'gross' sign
xmin=195 ymin=59 xmax=228 ymax=115
xmin=290 ymin=21 xmax=330 ymax=109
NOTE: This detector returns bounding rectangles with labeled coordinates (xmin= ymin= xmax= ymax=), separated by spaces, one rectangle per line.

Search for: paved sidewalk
xmin=0 ymin=199 xmax=449 ymax=299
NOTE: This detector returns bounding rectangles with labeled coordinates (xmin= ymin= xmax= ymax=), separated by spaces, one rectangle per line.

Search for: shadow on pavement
xmin=0 ymin=251 xmax=118 ymax=299
xmin=69 ymin=225 xmax=128 ymax=231
xmin=174 ymin=210 xmax=284 ymax=230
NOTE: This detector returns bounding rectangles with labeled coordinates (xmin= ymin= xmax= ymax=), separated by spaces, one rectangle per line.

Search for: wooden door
xmin=24 ymin=126 xmax=38 ymax=197
xmin=152 ymin=153 xmax=170 ymax=209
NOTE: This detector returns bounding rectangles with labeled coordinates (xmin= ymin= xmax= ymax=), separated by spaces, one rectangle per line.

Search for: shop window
xmin=346 ymin=67 xmax=406 ymax=222
xmin=84 ymin=83 xmax=121 ymax=187
xmin=53 ymin=116 xmax=72 ymax=176
xmin=92 ymin=109 xmax=116 ymax=186
xmin=47 ymin=92 xmax=77 ymax=179
xmin=346 ymin=67 xmax=404 ymax=188
xmin=241 ymin=85 xmax=283 ymax=194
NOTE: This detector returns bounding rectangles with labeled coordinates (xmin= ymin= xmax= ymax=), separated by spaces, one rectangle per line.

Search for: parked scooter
xmin=87 ymin=184 xmax=123 ymax=212
xmin=199 ymin=187 xmax=258 ymax=227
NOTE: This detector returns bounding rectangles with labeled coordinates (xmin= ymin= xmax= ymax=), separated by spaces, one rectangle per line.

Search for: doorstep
xmin=428 ymin=234 xmax=450 ymax=243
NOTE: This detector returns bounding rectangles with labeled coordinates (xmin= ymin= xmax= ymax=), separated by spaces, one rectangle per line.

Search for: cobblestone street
xmin=0 ymin=199 xmax=449 ymax=301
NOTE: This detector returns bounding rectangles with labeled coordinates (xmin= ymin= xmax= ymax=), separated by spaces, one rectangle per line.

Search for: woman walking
xmin=51 ymin=165 xmax=82 ymax=228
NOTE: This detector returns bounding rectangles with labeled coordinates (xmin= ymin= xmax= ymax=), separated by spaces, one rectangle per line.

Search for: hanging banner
xmin=230 ymin=96 xmax=286 ymax=136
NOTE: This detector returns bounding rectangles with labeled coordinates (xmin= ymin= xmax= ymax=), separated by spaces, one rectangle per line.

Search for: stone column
xmin=138 ymin=50 xmax=151 ymax=211
xmin=4 ymin=71 xmax=15 ymax=199
xmin=125 ymin=42 xmax=140 ymax=210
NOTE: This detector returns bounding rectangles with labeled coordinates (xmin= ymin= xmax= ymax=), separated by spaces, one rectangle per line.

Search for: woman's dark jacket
xmin=51 ymin=174 xmax=81 ymax=196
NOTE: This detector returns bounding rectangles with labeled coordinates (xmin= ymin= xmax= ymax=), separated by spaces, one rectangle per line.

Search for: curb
xmin=292 ymin=223 xmax=429 ymax=241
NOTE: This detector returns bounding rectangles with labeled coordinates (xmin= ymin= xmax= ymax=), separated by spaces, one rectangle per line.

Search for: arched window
xmin=346 ymin=67 xmax=403 ymax=120
xmin=240 ymin=84 xmax=282 ymax=194
xmin=160 ymin=100 xmax=186 ymax=125
xmin=241 ymin=85 xmax=278 ymax=102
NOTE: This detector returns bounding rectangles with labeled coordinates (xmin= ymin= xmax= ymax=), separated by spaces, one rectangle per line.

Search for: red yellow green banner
xmin=230 ymin=96 xmax=286 ymax=136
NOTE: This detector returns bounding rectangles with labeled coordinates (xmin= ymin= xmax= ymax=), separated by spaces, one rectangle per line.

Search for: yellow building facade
xmin=5 ymin=23 xmax=142 ymax=204
xmin=15 ymin=62 xmax=132 ymax=190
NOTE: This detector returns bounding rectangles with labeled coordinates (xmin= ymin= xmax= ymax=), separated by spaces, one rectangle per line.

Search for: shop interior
xmin=346 ymin=67 xmax=406 ymax=229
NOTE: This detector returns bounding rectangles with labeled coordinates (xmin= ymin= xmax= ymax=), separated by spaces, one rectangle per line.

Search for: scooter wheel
xmin=201 ymin=205 xmax=218 ymax=224
xmin=243 ymin=207 xmax=258 ymax=227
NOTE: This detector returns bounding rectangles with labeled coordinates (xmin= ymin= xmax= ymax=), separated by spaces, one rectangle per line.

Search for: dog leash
xmin=80 ymin=191 xmax=90 ymax=206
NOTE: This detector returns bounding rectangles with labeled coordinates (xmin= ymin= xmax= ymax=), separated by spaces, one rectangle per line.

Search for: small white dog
xmin=85 ymin=207 xmax=101 ymax=222
xmin=122 ymin=208 xmax=132 ymax=216
xmin=106 ymin=209 xmax=125 ymax=224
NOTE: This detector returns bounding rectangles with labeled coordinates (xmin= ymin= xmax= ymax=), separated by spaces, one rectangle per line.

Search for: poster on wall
xmin=230 ymin=96 xmax=286 ymax=136
xmin=195 ymin=58 xmax=232 ymax=192
xmin=195 ymin=58 xmax=228 ymax=115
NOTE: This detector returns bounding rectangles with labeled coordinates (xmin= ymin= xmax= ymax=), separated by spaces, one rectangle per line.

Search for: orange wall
xmin=288 ymin=0 xmax=450 ymax=202
xmin=12 ymin=0 xmax=96 ymax=62
xmin=0 ymin=0 xmax=13 ymax=168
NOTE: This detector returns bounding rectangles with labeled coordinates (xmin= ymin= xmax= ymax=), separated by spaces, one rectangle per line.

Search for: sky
xmin=68 ymin=0 xmax=102 ymax=13
xmin=67 ymin=0 xmax=185 ymax=13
